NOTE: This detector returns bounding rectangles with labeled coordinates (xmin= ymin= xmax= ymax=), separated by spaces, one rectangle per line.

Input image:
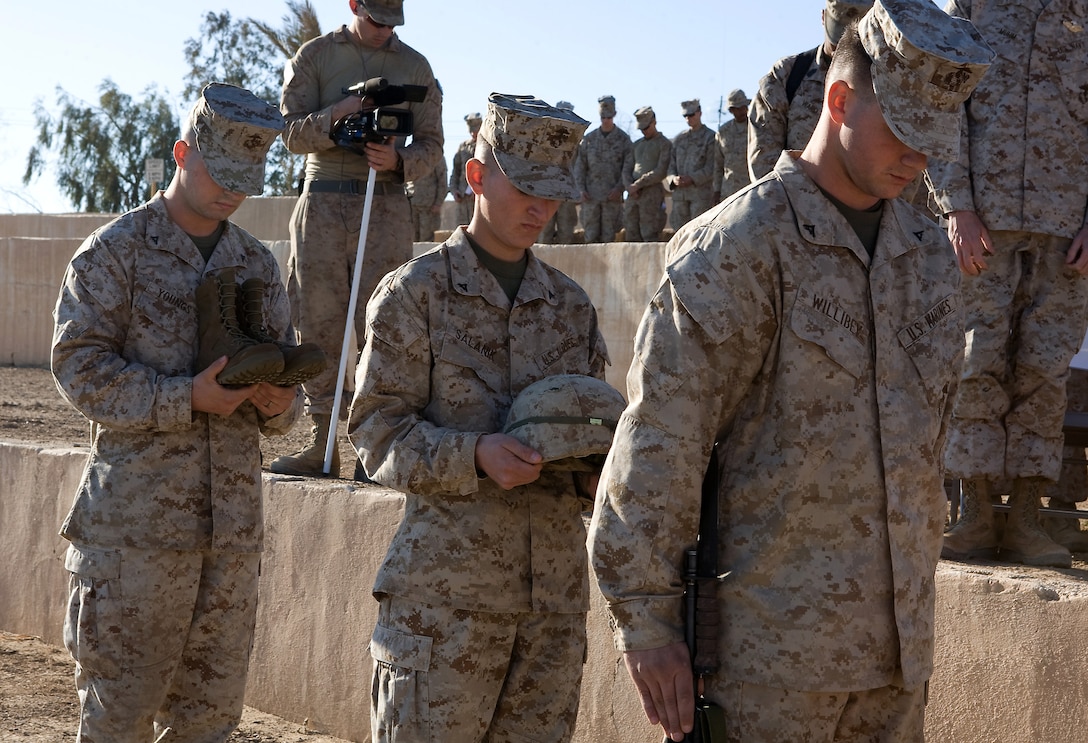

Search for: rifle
xmin=675 ymin=446 xmax=726 ymax=743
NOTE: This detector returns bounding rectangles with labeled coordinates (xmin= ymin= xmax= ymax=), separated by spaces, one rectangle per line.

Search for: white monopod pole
xmin=323 ymin=165 xmax=378 ymax=475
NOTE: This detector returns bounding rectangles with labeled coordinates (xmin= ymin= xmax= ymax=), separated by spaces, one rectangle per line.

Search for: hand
xmin=946 ymin=210 xmax=993 ymax=276
xmin=364 ymin=139 xmax=400 ymax=172
xmin=192 ymin=357 xmax=255 ymax=417
xmin=677 ymin=175 xmax=693 ymax=188
xmin=623 ymin=642 xmax=695 ymax=742
xmin=248 ymin=381 xmax=296 ymax=417
xmin=474 ymin=433 xmax=543 ymax=489
xmin=607 ymin=188 xmax=623 ymax=202
xmin=1066 ymin=225 xmax=1088 ymax=275
xmin=331 ymin=94 xmax=365 ymax=124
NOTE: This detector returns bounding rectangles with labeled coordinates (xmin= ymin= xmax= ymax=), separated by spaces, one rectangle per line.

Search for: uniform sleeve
xmin=588 ymin=227 xmax=777 ymax=651
xmin=748 ymin=64 xmax=790 ymax=180
xmin=713 ymin=131 xmax=725 ymax=195
xmin=347 ymin=275 xmax=482 ymax=496
xmin=690 ymin=131 xmax=718 ymax=188
xmin=280 ymin=42 xmax=341 ymax=156
xmin=574 ymin=137 xmax=589 ymax=194
xmin=51 ymin=239 xmax=192 ymax=434
xmin=631 ymin=137 xmax=672 ymax=190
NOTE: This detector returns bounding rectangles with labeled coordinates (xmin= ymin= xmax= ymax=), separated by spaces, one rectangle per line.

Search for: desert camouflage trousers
xmin=945 ymin=231 xmax=1088 ymax=482
xmin=705 ymin=675 xmax=925 ymax=742
xmin=410 ymin=203 xmax=442 ymax=243
xmin=287 ymin=189 xmax=413 ymax=416
xmin=369 ymin=595 xmax=585 ymax=743
xmin=454 ymin=195 xmax=475 ymax=228
xmin=63 ymin=542 xmax=260 ymax=743
xmin=580 ymin=198 xmax=623 ymax=243
xmin=538 ymin=202 xmax=578 ymax=244
xmin=623 ymin=184 xmax=667 ymax=242
xmin=668 ymin=186 xmax=715 ymax=231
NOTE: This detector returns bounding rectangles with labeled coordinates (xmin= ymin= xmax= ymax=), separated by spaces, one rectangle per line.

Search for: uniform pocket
xmin=369 ymin=623 xmax=433 ymax=743
xmin=63 ymin=543 xmax=122 ymax=679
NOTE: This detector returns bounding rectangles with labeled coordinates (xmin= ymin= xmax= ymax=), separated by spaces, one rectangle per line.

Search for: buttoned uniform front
xmin=668 ymin=121 xmax=719 ymax=230
xmin=927 ymin=0 xmax=1088 ymax=481
xmin=590 ymin=151 xmax=963 ymax=694
xmin=575 ymin=124 xmax=634 ymax=242
xmin=52 ymin=193 xmax=301 ymax=740
xmin=280 ymin=25 xmax=443 ymax=417
xmin=349 ymin=226 xmax=609 ymax=612
xmin=714 ymin=116 xmax=751 ymax=202
xmin=748 ymin=44 xmax=831 ymax=181
xmin=623 ymin=132 xmax=672 ymax=242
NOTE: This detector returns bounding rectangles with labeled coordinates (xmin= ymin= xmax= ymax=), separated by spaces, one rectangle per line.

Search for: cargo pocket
xmin=369 ymin=623 xmax=433 ymax=743
xmin=62 ymin=543 xmax=122 ymax=680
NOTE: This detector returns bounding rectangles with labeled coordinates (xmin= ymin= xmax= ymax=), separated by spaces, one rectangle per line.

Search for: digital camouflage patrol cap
xmin=480 ymin=93 xmax=590 ymax=201
xmin=465 ymin=111 xmax=483 ymax=132
xmin=188 ymin=83 xmax=284 ymax=195
xmin=598 ymin=95 xmax=616 ymax=118
xmin=859 ymin=0 xmax=993 ymax=161
xmin=681 ymin=99 xmax=701 ymax=116
xmin=358 ymin=0 xmax=404 ymax=26
xmin=825 ymin=0 xmax=874 ymax=46
xmin=503 ymin=374 xmax=627 ymax=471
xmin=726 ymin=89 xmax=750 ymax=108
xmin=634 ymin=106 xmax=655 ymax=130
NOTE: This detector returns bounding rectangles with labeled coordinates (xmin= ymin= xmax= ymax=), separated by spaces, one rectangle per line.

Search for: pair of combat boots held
xmin=196 ymin=268 xmax=326 ymax=388
xmin=942 ymin=478 xmax=1072 ymax=568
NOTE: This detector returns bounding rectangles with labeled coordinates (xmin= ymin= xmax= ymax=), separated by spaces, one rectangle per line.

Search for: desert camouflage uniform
xmin=450 ymin=137 xmax=476 ymax=225
xmin=407 ymin=157 xmax=448 ymax=242
xmin=623 ymin=133 xmax=672 ymax=242
xmin=748 ymin=44 xmax=830 ymax=180
xmin=281 ymin=25 xmax=443 ymax=416
xmin=714 ymin=117 xmax=751 ymax=202
xmin=927 ymin=0 xmax=1088 ymax=482
xmin=347 ymin=227 xmax=609 ymax=741
xmin=575 ymin=125 xmax=633 ymax=242
xmin=590 ymin=152 xmax=961 ymax=700
xmin=52 ymin=194 xmax=301 ymax=742
xmin=668 ymin=123 xmax=718 ymax=230
xmin=538 ymin=199 xmax=579 ymax=244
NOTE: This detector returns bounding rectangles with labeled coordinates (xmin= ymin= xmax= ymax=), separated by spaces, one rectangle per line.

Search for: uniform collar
xmin=446 ymin=227 xmax=558 ymax=309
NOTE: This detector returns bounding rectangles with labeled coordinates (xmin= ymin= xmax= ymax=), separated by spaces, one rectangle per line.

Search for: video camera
xmin=330 ymin=77 xmax=427 ymax=154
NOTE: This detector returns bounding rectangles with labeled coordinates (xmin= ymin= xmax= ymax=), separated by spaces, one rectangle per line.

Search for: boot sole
xmin=998 ymin=549 xmax=1072 ymax=568
xmin=941 ymin=545 xmax=999 ymax=561
xmin=272 ymin=357 xmax=328 ymax=386
xmin=268 ymin=460 xmax=338 ymax=477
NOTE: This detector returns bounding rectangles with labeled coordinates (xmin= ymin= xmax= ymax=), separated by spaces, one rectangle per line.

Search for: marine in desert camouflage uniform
xmin=575 ymin=95 xmax=633 ymax=243
xmin=52 ymin=84 xmax=302 ymax=743
xmin=667 ymin=98 xmax=718 ymax=230
xmin=589 ymin=3 xmax=992 ymax=741
xmin=713 ymin=88 xmax=752 ymax=203
xmin=748 ymin=0 xmax=874 ymax=181
xmin=450 ymin=112 xmax=482 ymax=226
xmin=539 ymin=100 xmax=581 ymax=244
xmin=931 ymin=0 xmax=1088 ymax=568
xmin=348 ymin=94 xmax=607 ymax=743
xmin=407 ymin=155 xmax=448 ymax=241
xmin=623 ymin=106 xmax=672 ymax=242
xmin=273 ymin=0 xmax=443 ymax=477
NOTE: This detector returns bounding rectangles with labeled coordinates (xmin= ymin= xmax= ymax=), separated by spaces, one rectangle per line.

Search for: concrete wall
xmin=0 ymin=209 xmax=666 ymax=395
xmin=5 ymin=440 xmax=1088 ymax=742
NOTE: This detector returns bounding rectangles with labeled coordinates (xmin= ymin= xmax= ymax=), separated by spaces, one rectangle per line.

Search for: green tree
xmin=23 ymin=81 xmax=178 ymax=213
xmin=183 ymin=3 xmax=321 ymax=196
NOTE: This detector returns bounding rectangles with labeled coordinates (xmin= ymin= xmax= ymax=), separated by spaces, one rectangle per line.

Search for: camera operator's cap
xmin=503 ymin=374 xmax=627 ymax=472
xmin=825 ymin=0 xmax=874 ymax=46
xmin=726 ymin=89 xmax=750 ymax=108
xmin=859 ymin=0 xmax=993 ymax=161
xmin=598 ymin=95 xmax=617 ymax=118
xmin=480 ymin=93 xmax=590 ymax=201
xmin=634 ymin=106 xmax=655 ymax=129
xmin=358 ymin=0 xmax=404 ymax=26
xmin=188 ymin=82 xmax=284 ymax=195
xmin=681 ymin=99 xmax=701 ymax=116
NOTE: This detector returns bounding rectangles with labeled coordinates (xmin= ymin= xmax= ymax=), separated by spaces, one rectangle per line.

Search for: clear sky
xmin=3 ymin=0 xmax=837 ymax=214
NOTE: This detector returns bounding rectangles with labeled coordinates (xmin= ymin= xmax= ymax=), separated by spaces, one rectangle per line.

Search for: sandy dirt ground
xmin=0 ymin=366 xmax=355 ymax=742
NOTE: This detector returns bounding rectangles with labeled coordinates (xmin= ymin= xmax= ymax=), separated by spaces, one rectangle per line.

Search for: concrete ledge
xmin=5 ymin=440 xmax=1088 ymax=741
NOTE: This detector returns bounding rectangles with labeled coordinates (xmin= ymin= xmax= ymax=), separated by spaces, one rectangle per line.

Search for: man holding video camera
xmin=275 ymin=0 xmax=443 ymax=478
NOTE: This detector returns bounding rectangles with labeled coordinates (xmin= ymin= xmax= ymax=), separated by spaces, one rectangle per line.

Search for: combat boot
xmin=941 ymin=478 xmax=998 ymax=561
xmin=236 ymin=277 xmax=328 ymax=386
xmin=195 ymin=269 xmax=284 ymax=386
xmin=1043 ymin=498 xmax=1088 ymax=552
xmin=1001 ymin=478 xmax=1072 ymax=568
xmin=268 ymin=413 xmax=338 ymax=477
